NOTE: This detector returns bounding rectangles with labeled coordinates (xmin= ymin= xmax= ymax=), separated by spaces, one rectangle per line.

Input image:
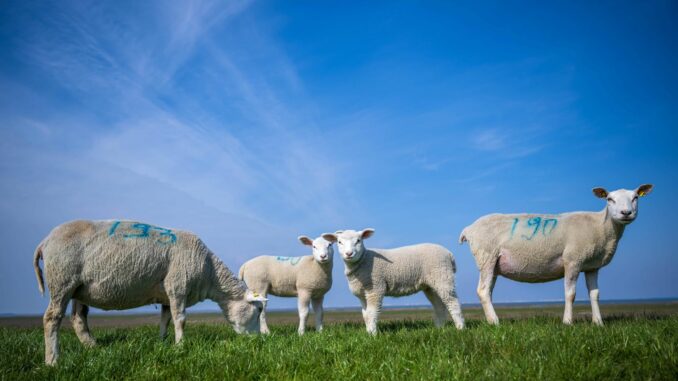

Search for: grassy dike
xmin=1 ymin=304 xmax=676 ymax=380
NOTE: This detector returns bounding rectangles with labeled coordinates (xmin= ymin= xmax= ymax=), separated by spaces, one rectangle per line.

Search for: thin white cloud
xmin=6 ymin=0 xmax=352 ymax=230
xmin=471 ymin=128 xmax=506 ymax=151
xmin=469 ymin=125 xmax=548 ymax=160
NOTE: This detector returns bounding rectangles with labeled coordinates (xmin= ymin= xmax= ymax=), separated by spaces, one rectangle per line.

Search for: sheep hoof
xmin=45 ymin=356 xmax=58 ymax=366
xmin=82 ymin=338 xmax=97 ymax=348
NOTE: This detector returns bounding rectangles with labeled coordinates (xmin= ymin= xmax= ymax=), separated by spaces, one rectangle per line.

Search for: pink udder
xmin=498 ymin=249 xmax=517 ymax=274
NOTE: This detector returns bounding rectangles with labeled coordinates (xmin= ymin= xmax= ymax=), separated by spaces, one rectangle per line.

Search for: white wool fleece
xmin=34 ymin=219 xmax=266 ymax=365
xmin=323 ymin=229 xmax=464 ymax=335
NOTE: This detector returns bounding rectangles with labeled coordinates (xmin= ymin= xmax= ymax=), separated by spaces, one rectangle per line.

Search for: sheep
xmin=32 ymin=219 xmax=267 ymax=365
xmin=322 ymin=229 xmax=464 ymax=335
xmin=238 ymin=235 xmax=333 ymax=335
xmin=459 ymin=184 xmax=654 ymax=326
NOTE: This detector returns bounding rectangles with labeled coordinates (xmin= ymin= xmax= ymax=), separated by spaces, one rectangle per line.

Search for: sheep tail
xmin=33 ymin=242 xmax=45 ymax=296
xmin=458 ymin=228 xmax=468 ymax=245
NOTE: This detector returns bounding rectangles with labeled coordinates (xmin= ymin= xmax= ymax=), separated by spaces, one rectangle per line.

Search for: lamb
xmin=322 ymin=229 xmax=464 ymax=335
xmin=459 ymin=184 xmax=653 ymax=326
xmin=33 ymin=219 xmax=267 ymax=365
xmin=238 ymin=235 xmax=333 ymax=335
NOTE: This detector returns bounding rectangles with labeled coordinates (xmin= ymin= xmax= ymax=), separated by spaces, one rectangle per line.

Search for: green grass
xmin=1 ymin=309 xmax=677 ymax=380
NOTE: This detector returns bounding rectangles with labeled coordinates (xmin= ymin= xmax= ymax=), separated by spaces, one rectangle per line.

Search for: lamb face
xmin=593 ymin=184 xmax=653 ymax=225
xmin=225 ymin=290 xmax=266 ymax=334
xmin=298 ymin=235 xmax=334 ymax=264
xmin=323 ymin=229 xmax=374 ymax=264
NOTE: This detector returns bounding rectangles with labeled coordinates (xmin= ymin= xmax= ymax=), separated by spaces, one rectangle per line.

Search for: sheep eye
xmin=338 ymin=241 xmax=343 ymax=245
xmin=633 ymin=196 xmax=638 ymax=202
xmin=607 ymin=197 xmax=615 ymax=203
xmin=356 ymin=239 xmax=361 ymax=243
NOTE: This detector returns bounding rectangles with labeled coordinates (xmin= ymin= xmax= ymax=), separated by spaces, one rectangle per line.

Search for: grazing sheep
xmin=459 ymin=184 xmax=654 ymax=326
xmin=33 ymin=219 xmax=266 ymax=365
xmin=239 ymin=235 xmax=333 ymax=335
xmin=322 ymin=229 xmax=464 ymax=335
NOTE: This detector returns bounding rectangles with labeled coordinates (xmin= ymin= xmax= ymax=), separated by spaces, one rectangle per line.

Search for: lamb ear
xmin=361 ymin=228 xmax=375 ymax=239
xmin=636 ymin=184 xmax=653 ymax=197
xmin=245 ymin=290 xmax=267 ymax=302
xmin=298 ymin=235 xmax=313 ymax=246
xmin=322 ymin=233 xmax=337 ymax=242
xmin=592 ymin=187 xmax=608 ymax=199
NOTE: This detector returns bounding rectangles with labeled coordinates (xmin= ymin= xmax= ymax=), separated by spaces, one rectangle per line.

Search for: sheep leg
xmin=71 ymin=300 xmax=96 ymax=347
xmin=423 ymin=289 xmax=447 ymax=328
xmin=169 ymin=297 xmax=187 ymax=343
xmin=311 ymin=296 xmax=324 ymax=332
xmin=439 ymin=289 xmax=465 ymax=330
xmin=297 ymin=291 xmax=311 ymax=335
xmin=259 ymin=297 xmax=271 ymax=335
xmin=359 ymin=297 xmax=368 ymax=325
xmin=477 ymin=264 xmax=499 ymax=325
xmin=43 ymin=297 xmax=70 ymax=365
xmin=585 ymin=270 xmax=603 ymax=326
xmin=159 ymin=305 xmax=171 ymax=339
xmin=364 ymin=293 xmax=383 ymax=335
xmin=563 ymin=267 xmax=580 ymax=325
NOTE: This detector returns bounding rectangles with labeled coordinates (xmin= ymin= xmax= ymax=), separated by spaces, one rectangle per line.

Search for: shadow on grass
xmin=60 ymin=312 xmax=678 ymax=347
xmin=603 ymin=313 xmax=674 ymax=323
xmin=93 ymin=330 xmax=140 ymax=346
xmin=374 ymin=313 xmax=675 ymax=333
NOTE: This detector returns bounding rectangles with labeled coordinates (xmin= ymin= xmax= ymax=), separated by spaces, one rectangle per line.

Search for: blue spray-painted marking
xmin=123 ymin=223 xmax=151 ymax=238
xmin=510 ymin=216 xmax=559 ymax=240
xmin=542 ymin=218 xmax=558 ymax=236
xmin=109 ymin=221 xmax=177 ymax=245
xmin=108 ymin=221 xmax=121 ymax=236
xmin=151 ymin=226 xmax=177 ymax=244
xmin=520 ymin=217 xmax=542 ymax=240
xmin=276 ymin=256 xmax=302 ymax=265
xmin=510 ymin=218 xmax=519 ymax=238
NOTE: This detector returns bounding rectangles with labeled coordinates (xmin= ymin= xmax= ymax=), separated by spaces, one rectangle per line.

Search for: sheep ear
xmin=298 ymin=236 xmax=313 ymax=246
xmin=245 ymin=290 xmax=267 ymax=302
xmin=322 ymin=233 xmax=337 ymax=242
xmin=592 ymin=187 xmax=608 ymax=199
xmin=636 ymin=184 xmax=653 ymax=197
xmin=361 ymin=228 xmax=375 ymax=239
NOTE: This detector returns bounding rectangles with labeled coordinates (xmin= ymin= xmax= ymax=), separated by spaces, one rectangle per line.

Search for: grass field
xmin=1 ymin=302 xmax=677 ymax=380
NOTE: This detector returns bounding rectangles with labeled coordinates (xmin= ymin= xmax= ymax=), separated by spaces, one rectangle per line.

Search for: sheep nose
xmin=345 ymin=251 xmax=353 ymax=257
xmin=621 ymin=210 xmax=632 ymax=216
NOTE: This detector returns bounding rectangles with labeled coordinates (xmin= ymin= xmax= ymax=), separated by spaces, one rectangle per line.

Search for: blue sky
xmin=1 ymin=0 xmax=676 ymax=315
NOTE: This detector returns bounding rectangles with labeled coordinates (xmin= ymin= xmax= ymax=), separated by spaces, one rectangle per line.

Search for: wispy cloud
xmin=2 ymin=0 xmax=353 ymax=232
xmin=471 ymin=128 xmax=506 ymax=151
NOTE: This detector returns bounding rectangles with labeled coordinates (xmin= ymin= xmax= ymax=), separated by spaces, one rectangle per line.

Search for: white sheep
xmin=33 ymin=219 xmax=267 ymax=365
xmin=238 ymin=235 xmax=333 ymax=335
xmin=322 ymin=229 xmax=464 ymax=335
xmin=459 ymin=184 xmax=653 ymax=326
